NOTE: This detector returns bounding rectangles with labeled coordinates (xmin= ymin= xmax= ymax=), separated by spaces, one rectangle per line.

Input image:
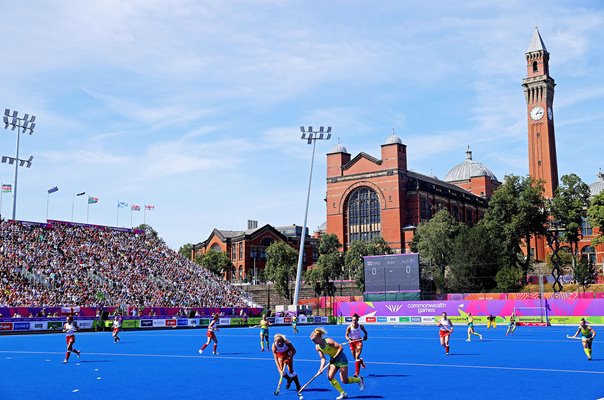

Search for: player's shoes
xmin=198 ymin=349 xmax=203 ymax=354
xmin=213 ymin=351 xmax=219 ymax=355
xmin=479 ymin=335 xmax=483 ymax=340
xmin=76 ymin=350 xmax=81 ymax=358
xmin=63 ymin=359 xmax=68 ymax=363
xmin=298 ymin=396 xmax=303 ymax=400
xmin=358 ymin=376 xmax=365 ymax=392
xmin=466 ymin=339 xmax=471 ymax=342
xmin=336 ymin=393 xmax=348 ymax=400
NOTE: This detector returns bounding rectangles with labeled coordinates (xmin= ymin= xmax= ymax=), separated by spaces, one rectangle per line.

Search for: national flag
xmin=47 ymin=186 xmax=59 ymax=194
xmin=1 ymin=184 xmax=12 ymax=193
xmin=88 ymin=196 xmax=99 ymax=204
xmin=145 ymin=205 xmax=155 ymax=210
xmin=76 ymin=192 xmax=86 ymax=196
xmin=131 ymin=204 xmax=141 ymax=211
xmin=118 ymin=201 xmax=128 ymax=208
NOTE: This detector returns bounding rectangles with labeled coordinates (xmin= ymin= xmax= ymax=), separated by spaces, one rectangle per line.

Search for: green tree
xmin=574 ymin=256 xmax=596 ymax=290
xmin=495 ymin=266 xmax=524 ymax=292
xmin=448 ymin=223 xmax=499 ymax=292
xmin=264 ymin=241 xmax=298 ymax=302
xmin=305 ymin=234 xmax=343 ymax=297
xmin=481 ymin=175 xmax=547 ymax=283
xmin=199 ymin=249 xmax=233 ymax=276
xmin=414 ymin=209 xmax=461 ymax=292
xmin=178 ymin=243 xmax=195 ymax=260
xmin=587 ymin=191 xmax=604 ymax=246
xmin=551 ymin=173 xmax=591 ymax=269
xmin=136 ymin=224 xmax=161 ymax=241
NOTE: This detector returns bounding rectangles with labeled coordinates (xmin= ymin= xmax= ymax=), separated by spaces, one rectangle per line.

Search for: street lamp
xmin=2 ymin=108 xmax=36 ymax=220
xmin=292 ymin=126 xmax=332 ymax=307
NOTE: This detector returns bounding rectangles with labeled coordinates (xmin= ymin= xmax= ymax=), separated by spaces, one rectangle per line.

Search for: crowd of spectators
xmin=0 ymin=220 xmax=255 ymax=308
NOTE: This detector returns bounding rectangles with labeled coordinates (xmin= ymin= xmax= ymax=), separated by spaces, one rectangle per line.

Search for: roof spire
xmin=465 ymin=145 xmax=472 ymax=160
xmin=527 ymin=27 xmax=548 ymax=53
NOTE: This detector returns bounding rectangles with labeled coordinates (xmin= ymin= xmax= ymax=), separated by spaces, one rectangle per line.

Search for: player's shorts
xmin=206 ymin=331 xmax=217 ymax=339
xmin=439 ymin=330 xmax=451 ymax=338
xmin=66 ymin=335 xmax=76 ymax=345
xmin=330 ymin=352 xmax=348 ymax=368
xmin=260 ymin=328 xmax=269 ymax=337
xmin=349 ymin=340 xmax=363 ymax=353
xmin=276 ymin=351 xmax=293 ymax=362
xmin=113 ymin=328 xmax=120 ymax=334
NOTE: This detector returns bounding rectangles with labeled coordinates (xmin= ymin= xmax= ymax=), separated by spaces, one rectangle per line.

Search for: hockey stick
xmin=566 ymin=335 xmax=582 ymax=340
xmin=298 ymin=363 xmax=330 ymax=395
xmin=274 ymin=370 xmax=286 ymax=395
xmin=340 ymin=338 xmax=363 ymax=345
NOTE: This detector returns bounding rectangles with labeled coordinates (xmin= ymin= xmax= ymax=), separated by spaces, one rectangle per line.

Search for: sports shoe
xmin=479 ymin=335 xmax=483 ymax=340
xmin=358 ymin=376 xmax=365 ymax=392
xmin=213 ymin=351 xmax=219 ymax=355
xmin=336 ymin=393 xmax=348 ymax=400
xmin=466 ymin=339 xmax=471 ymax=342
xmin=63 ymin=359 xmax=68 ymax=363
xmin=198 ymin=349 xmax=203 ymax=354
xmin=298 ymin=396 xmax=303 ymax=400
xmin=76 ymin=350 xmax=81 ymax=359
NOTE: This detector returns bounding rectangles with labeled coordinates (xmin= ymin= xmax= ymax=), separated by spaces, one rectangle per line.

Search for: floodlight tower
xmin=2 ymin=109 xmax=36 ymax=220
xmin=293 ymin=126 xmax=331 ymax=308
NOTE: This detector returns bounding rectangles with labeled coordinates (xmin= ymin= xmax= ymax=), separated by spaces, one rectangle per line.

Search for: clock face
xmin=547 ymin=107 xmax=553 ymax=120
xmin=530 ymin=106 xmax=545 ymax=121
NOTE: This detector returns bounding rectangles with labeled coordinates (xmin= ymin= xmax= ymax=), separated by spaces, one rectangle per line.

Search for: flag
xmin=47 ymin=186 xmax=58 ymax=194
xmin=145 ymin=204 xmax=155 ymax=210
xmin=131 ymin=204 xmax=141 ymax=211
xmin=76 ymin=192 xmax=86 ymax=196
xmin=88 ymin=196 xmax=99 ymax=204
xmin=1 ymin=184 xmax=11 ymax=193
xmin=118 ymin=201 xmax=128 ymax=208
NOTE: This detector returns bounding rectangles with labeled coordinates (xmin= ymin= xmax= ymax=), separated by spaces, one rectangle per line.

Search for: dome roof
xmin=589 ymin=170 xmax=604 ymax=197
xmin=444 ymin=147 xmax=498 ymax=182
xmin=330 ymin=143 xmax=348 ymax=153
xmin=384 ymin=129 xmax=402 ymax=145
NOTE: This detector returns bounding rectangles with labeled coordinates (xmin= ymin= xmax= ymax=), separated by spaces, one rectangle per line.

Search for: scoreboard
xmin=363 ymin=253 xmax=420 ymax=293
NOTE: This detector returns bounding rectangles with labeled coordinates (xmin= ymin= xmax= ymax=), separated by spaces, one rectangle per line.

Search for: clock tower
xmin=522 ymin=27 xmax=559 ymax=199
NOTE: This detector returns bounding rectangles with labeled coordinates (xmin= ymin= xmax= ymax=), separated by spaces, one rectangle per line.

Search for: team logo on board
xmin=385 ymin=304 xmax=403 ymax=313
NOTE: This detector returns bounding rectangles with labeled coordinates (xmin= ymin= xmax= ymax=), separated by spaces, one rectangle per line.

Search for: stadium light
xmin=2 ymin=108 xmax=36 ymax=220
xmin=292 ymin=126 xmax=332 ymax=308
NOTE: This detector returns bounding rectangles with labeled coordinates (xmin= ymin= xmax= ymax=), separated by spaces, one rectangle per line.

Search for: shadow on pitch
xmin=367 ymin=373 xmax=408 ymax=378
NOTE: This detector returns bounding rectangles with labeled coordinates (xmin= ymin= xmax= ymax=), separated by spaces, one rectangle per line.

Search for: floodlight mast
xmin=2 ymin=108 xmax=36 ymax=220
xmin=292 ymin=125 xmax=332 ymax=308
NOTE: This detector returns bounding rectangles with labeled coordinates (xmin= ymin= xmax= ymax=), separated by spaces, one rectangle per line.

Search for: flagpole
xmin=71 ymin=193 xmax=75 ymax=222
xmin=130 ymin=207 xmax=133 ymax=227
xmin=0 ymin=190 xmax=3 ymax=218
xmin=87 ymin=201 xmax=90 ymax=224
xmin=143 ymin=207 xmax=146 ymax=225
xmin=46 ymin=192 xmax=50 ymax=221
xmin=116 ymin=203 xmax=119 ymax=227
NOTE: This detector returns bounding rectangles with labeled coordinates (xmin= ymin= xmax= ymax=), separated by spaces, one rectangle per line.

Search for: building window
xmin=231 ymin=246 xmax=236 ymax=261
xmin=346 ymin=187 xmax=381 ymax=245
xmin=581 ymin=246 xmax=596 ymax=265
xmin=581 ymin=218 xmax=593 ymax=236
xmin=532 ymin=61 xmax=538 ymax=72
xmin=420 ymin=195 xmax=430 ymax=221
xmin=238 ymin=243 xmax=243 ymax=260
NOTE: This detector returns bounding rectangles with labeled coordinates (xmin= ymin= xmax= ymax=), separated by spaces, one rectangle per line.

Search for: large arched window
xmin=346 ymin=187 xmax=381 ymax=245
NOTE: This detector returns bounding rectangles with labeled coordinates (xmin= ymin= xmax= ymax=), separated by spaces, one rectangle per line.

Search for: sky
xmin=1 ymin=0 xmax=603 ymax=250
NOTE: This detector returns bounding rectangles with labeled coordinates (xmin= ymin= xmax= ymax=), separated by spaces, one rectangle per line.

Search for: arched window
xmin=581 ymin=246 xmax=596 ymax=265
xmin=346 ymin=187 xmax=381 ymax=246
xmin=210 ymin=243 xmax=222 ymax=252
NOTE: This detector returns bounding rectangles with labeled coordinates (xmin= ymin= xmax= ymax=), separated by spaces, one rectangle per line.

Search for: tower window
xmin=538 ymin=161 xmax=542 ymax=166
xmin=532 ymin=61 xmax=538 ymax=72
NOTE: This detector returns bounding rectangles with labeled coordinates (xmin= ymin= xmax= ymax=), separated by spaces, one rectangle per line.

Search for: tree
xmin=481 ymin=175 xmax=547 ymax=283
xmin=587 ymin=191 xmax=604 ymax=246
xmin=264 ymin=242 xmax=298 ymax=302
xmin=178 ymin=243 xmax=195 ymax=260
xmin=551 ymin=173 xmax=591 ymax=269
xmin=135 ymin=224 xmax=161 ymax=240
xmin=574 ymin=256 xmax=596 ymax=291
xmin=448 ymin=223 xmax=499 ymax=292
xmin=414 ymin=209 xmax=461 ymax=293
xmin=199 ymin=249 xmax=233 ymax=276
xmin=305 ymin=234 xmax=343 ymax=297
xmin=495 ymin=266 xmax=524 ymax=292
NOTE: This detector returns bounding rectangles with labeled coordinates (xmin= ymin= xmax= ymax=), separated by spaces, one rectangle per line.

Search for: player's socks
xmin=65 ymin=352 xmax=70 ymax=361
xmin=347 ymin=376 xmax=360 ymax=384
xmin=355 ymin=360 xmax=361 ymax=376
xmin=292 ymin=375 xmax=301 ymax=391
xmin=330 ymin=378 xmax=344 ymax=393
xmin=584 ymin=348 xmax=591 ymax=358
xmin=213 ymin=344 xmax=217 ymax=352
xmin=201 ymin=343 xmax=208 ymax=351
xmin=445 ymin=345 xmax=450 ymax=354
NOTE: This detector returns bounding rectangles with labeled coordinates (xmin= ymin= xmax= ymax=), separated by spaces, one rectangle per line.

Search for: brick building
xmin=325 ymin=136 xmax=500 ymax=252
xmin=193 ymin=223 xmax=319 ymax=282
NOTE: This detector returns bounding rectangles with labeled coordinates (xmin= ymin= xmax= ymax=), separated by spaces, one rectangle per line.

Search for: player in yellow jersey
xmin=571 ymin=318 xmax=596 ymax=361
xmin=466 ymin=313 xmax=482 ymax=342
xmin=506 ymin=312 xmax=517 ymax=335
xmin=259 ymin=314 xmax=271 ymax=351
xmin=310 ymin=327 xmax=364 ymax=399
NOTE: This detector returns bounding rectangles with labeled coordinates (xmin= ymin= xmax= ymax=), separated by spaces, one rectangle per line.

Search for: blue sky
xmin=1 ymin=1 xmax=603 ymax=250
